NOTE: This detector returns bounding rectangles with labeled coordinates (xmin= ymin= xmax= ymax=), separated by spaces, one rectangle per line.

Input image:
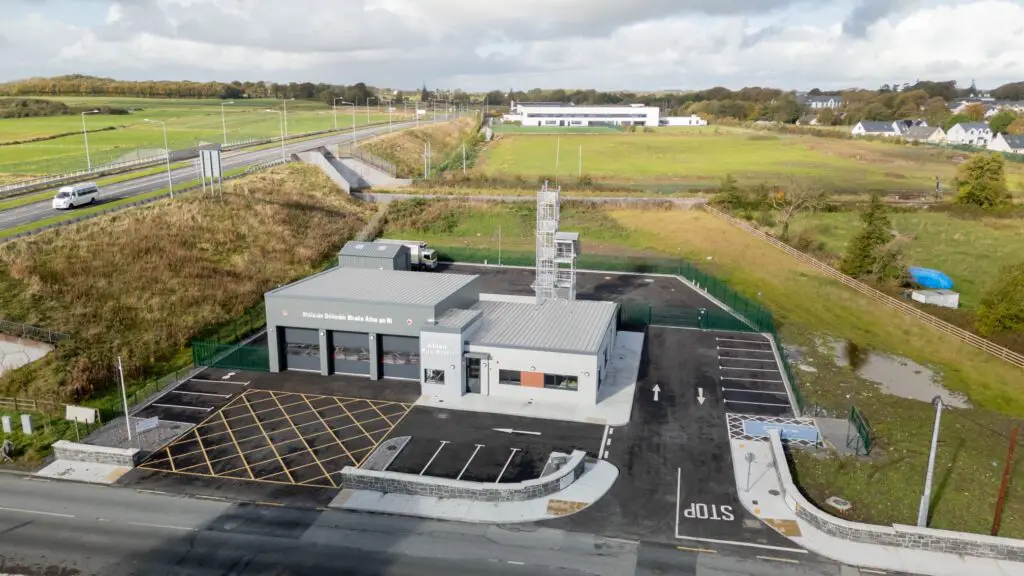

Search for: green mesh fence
xmin=438 ymin=245 xmax=805 ymax=413
xmin=192 ymin=341 xmax=270 ymax=372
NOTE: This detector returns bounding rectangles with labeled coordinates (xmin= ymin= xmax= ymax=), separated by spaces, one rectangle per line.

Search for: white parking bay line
xmin=495 ymin=448 xmax=521 ymax=483
xmin=152 ymin=403 xmax=213 ymax=412
xmin=725 ymin=399 xmax=791 ymax=408
xmin=171 ymin=390 xmax=232 ymax=398
xmin=457 ymin=444 xmax=484 ymax=480
xmin=721 ymin=387 xmax=788 ymax=395
xmin=420 ymin=441 xmax=450 ymax=475
xmin=719 ymin=366 xmax=780 ymax=373
xmin=717 ymin=357 xmax=777 ymax=363
xmin=716 ymin=337 xmax=767 ymax=344
xmin=721 ymin=376 xmax=784 ymax=383
xmin=190 ymin=379 xmax=250 ymax=385
xmin=716 ymin=347 xmax=773 ymax=353
xmin=599 ymin=425 xmax=610 ymax=460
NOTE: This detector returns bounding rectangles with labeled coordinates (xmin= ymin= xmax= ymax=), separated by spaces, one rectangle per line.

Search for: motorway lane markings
xmin=860 ymin=570 xmax=887 ymax=575
xmin=677 ymin=545 xmax=717 ymax=554
xmin=128 ymin=521 xmax=197 ymax=532
xmin=756 ymin=555 xmax=800 ymax=564
xmin=507 ymin=561 xmax=526 ymax=565
xmin=0 ymin=506 xmax=74 ymax=518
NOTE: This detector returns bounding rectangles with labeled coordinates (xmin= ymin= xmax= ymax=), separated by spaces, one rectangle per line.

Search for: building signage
xmin=423 ymin=343 xmax=450 ymax=356
xmin=301 ymin=311 xmax=393 ymax=325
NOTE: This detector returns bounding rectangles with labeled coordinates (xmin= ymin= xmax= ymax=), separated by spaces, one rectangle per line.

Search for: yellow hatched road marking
xmin=241 ymin=392 xmax=295 ymax=483
xmin=221 ymin=410 xmax=254 ymax=480
xmin=193 ymin=428 xmax=215 ymax=475
xmin=302 ymin=393 xmax=360 ymax=472
xmin=268 ymin=390 xmax=335 ymax=488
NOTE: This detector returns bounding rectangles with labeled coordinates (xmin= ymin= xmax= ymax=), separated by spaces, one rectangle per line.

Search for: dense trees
xmin=977 ymin=261 xmax=1024 ymax=337
xmin=840 ymin=194 xmax=904 ymax=282
xmin=989 ymin=110 xmax=1018 ymax=134
xmin=954 ymin=154 xmax=1010 ymax=208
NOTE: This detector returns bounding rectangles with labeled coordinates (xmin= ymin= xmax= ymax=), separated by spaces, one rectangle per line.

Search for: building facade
xmin=338 ymin=241 xmax=411 ymax=270
xmin=264 ymin=268 xmax=619 ymax=408
xmin=506 ymin=101 xmax=660 ymax=127
xmin=988 ymin=133 xmax=1024 ymax=154
xmin=851 ymin=121 xmax=898 ymax=137
xmin=946 ymin=123 xmax=993 ymax=146
xmin=660 ymin=114 xmax=708 ymax=127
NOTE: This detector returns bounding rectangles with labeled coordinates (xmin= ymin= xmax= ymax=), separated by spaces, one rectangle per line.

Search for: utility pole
xmin=81 ymin=110 xmax=99 ymax=171
xmin=220 ymin=101 xmax=234 ymax=145
xmin=117 ymin=356 xmax=132 ymax=442
xmin=991 ymin=425 xmax=1019 ymax=536
xmin=462 ymin=143 xmax=467 ymax=175
xmin=917 ymin=396 xmax=944 ymax=527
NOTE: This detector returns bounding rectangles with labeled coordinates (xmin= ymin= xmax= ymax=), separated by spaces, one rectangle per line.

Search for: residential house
xmin=851 ymin=120 xmax=898 ymax=137
xmin=892 ymin=119 xmax=928 ymax=135
xmin=796 ymin=114 xmax=819 ymax=126
xmin=988 ymin=133 xmax=1024 ymax=154
xmin=805 ymin=95 xmax=844 ymax=110
xmin=946 ymin=122 xmax=993 ymax=146
xmin=903 ymin=126 xmax=946 ymax=143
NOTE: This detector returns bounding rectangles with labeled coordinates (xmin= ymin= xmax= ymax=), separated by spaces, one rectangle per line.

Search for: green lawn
xmin=383 ymin=199 xmax=1024 ymax=537
xmin=788 ymin=212 xmax=1024 ymax=309
xmin=478 ymin=131 xmax=1024 ymax=194
xmin=492 ymin=125 xmax=623 ymax=134
xmin=0 ymin=97 xmax=409 ymax=175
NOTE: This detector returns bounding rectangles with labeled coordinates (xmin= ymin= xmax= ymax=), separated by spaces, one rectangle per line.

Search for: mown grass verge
xmin=358 ymin=117 xmax=478 ymax=178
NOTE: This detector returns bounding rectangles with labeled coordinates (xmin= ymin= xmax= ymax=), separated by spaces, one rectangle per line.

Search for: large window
xmin=424 ymin=369 xmax=445 ymax=384
xmin=544 ymin=374 xmax=578 ymax=391
xmin=498 ymin=369 xmax=521 ymax=385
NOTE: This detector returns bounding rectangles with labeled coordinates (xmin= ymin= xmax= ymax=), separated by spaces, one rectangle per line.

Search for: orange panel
xmin=521 ymin=371 xmax=544 ymax=388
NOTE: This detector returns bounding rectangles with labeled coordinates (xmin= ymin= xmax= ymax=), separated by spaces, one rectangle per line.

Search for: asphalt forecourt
xmin=386 ymin=437 xmax=554 ymax=483
xmin=714 ymin=334 xmax=793 ymax=418
xmin=134 ymin=367 xmax=251 ymax=425
xmin=138 ymin=389 xmax=412 ymax=488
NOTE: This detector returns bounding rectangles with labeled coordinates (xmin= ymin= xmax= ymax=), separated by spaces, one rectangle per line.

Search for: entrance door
xmin=466 ymin=357 xmax=481 ymax=393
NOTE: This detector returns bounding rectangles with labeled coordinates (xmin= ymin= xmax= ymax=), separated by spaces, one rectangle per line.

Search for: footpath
xmin=734 ymin=430 xmax=1024 ymax=576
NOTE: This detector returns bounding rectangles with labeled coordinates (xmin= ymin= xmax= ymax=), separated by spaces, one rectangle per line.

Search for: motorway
xmin=0 ymin=473 xmax=885 ymax=576
xmin=0 ymin=120 xmax=423 ymax=233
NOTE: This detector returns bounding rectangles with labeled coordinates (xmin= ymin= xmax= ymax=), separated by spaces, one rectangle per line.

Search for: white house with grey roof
xmin=264 ymin=266 xmax=619 ymax=410
xmin=851 ymin=120 xmax=899 ymax=137
xmin=947 ymin=122 xmax=993 ymax=146
xmin=989 ymin=133 xmax=1024 ymax=154
xmin=903 ymin=126 xmax=946 ymax=143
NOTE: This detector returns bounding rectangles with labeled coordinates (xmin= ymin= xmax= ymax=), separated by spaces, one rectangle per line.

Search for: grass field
xmin=787 ymin=211 xmax=1024 ymax=310
xmin=358 ymin=116 xmax=478 ymax=178
xmin=492 ymin=125 xmax=623 ymax=134
xmin=383 ymin=199 xmax=1024 ymax=537
xmin=476 ymin=130 xmax=1024 ymax=194
xmin=0 ymin=164 xmax=368 ymax=405
xmin=0 ymin=97 xmax=409 ymax=176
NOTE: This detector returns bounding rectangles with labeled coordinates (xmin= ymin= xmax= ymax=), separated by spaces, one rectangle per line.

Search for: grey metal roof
xmin=436 ymin=308 xmax=482 ymax=330
xmin=1000 ymin=134 xmax=1024 ymax=149
xmin=468 ymin=299 xmax=618 ymax=355
xmin=339 ymin=241 xmax=405 ymax=259
xmin=954 ymin=122 xmax=990 ymax=131
xmin=857 ymin=121 xmax=896 ymax=133
xmin=904 ymin=126 xmax=941 ymax=139
xmin=267 ymin=267 xmax=478 ymax=306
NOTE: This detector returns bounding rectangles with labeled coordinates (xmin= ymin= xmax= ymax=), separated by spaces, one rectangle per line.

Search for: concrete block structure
xmin=338 ymin=241 xmax=411 ymax=271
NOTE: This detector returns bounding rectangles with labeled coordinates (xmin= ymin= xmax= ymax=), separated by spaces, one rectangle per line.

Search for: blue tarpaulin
xmin=909 ymin=267 xmax=954 ymax=289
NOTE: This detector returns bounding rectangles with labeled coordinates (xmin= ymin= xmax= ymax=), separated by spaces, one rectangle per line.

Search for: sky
xmin=1 ymin=0 xmax=1023 ymax=92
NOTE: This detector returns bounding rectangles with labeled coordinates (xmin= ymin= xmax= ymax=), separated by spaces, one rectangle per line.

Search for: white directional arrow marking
xmin=697 ymin=387 xmax=706 ymax=406
xmin=223 ymin=372 xmax=236 ymax=380
xmin=493 ymin=428 xmax=542 ymax=436
xmin=652 ymin=384 xmax=661 ymax=402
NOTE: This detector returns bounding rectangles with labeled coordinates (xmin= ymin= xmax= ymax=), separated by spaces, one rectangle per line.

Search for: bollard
xmin=1 ymin=415 xmax=10 ymax=434
xmin=20 ymin=414 xmax=32 ymax=435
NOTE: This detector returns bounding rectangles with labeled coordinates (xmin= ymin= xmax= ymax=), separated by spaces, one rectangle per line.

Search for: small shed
xmin=338 ymin=241 xmax=411 ymax=271
xmin=911 ymin=289 xmax=959 ymax=309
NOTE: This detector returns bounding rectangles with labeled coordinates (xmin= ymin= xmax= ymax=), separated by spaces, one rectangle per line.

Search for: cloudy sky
xmin=1 ymin=0 xmax=1022 ymax=92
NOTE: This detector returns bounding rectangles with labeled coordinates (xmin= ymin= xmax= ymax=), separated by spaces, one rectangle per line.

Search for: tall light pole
xmin=81 ymin=109 xmax=100 ymax=171
xmin=366 ymin=97 xmax=377 ymax=124
xmin=117 ymin=356 xmax=131 ymax=442
xmin=282 ymin=97 xmax=295 ymax=138
xmin=265 ymin=109 xmax=286 ymax=161
xmin=332 ymin=96 xmax=345 ymax=130
xmin=220 ymin=101 xmax=234 ymax=146
xmin=917 ymin=396 xmax=945 ymax=527
xmin=340 ymin=102 xmax=357 ymax=146
xmin=387 ymin=99 xmax=393 ymax=133
xmin=143 ymin=119 xmax=173 ymax=198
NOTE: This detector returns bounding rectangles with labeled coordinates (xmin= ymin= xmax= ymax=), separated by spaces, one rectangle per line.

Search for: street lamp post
xmin=220 ymin=101 xmax=234 ymax=146
xmin=265 ymin=109 xmax=286 ymax=161
xmin=340 ymin=102 xmax=357 ymax=146
xmin=387 ymin=99 xmax=393 ymax=133
xmin=143 ymin=119 xmax=173 ymax=199
xmin=917 ymin=396 xmax=945 ymax=527
xmin=81 ymin=110 xmax=100 ymax=172
xmin=282 ymin=97 xmax=295 ymax=138
xmin=366 ymin=97 xmax=377 ymax=124
xmin=332 ymin=97 xmax=345 ymax=130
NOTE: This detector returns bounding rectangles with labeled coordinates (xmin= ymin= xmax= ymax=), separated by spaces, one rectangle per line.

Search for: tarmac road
xmin=0 ymin=119 xmax=428 ymax=233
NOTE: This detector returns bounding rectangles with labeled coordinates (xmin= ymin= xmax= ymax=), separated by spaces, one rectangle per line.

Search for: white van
xmin=52 ymin=182 xmax=99 ymax=210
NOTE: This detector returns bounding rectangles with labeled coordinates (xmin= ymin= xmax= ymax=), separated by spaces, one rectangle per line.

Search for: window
xmin=424 ymin=369 xmax=445 ymax=384
xmin=543 ymin=374 xmax=578 ymax=391
xmin=498 ymin=369 xmax=521 ymax=385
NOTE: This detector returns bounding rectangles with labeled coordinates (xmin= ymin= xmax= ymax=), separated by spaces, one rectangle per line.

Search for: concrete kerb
xmin=767 ymin=430 xmax=1024 ymax=564
xmin=52 ymin=440 xmax=140 ymax=467
xmin=341 ymin=449 xmax=587 ymax=503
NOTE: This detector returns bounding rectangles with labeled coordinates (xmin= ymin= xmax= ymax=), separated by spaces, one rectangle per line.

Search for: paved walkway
xmin=36 ymin=459 xmax=131 ymax=484
xmin=731 ymin=438 xmax=1024 ymax=576
xmin=330 ymin=460 xmax=618 ymax=523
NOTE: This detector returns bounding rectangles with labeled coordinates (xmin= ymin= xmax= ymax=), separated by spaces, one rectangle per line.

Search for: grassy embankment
xmin=384 ymin=200 xmax=1024 ymax=537
xmin=0 ymin=96 xmax=409 ymax=176
xmin=473 ymin=129 xmax=1024 ymax=195
xmin=0 ymin=164 xmax=367 ymax=460
xmin=356 ymin=116 xmax=479 ymax=179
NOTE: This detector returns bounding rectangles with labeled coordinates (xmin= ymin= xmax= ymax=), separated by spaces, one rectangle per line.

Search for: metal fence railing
xmin=703 ymin=205 xmax=1024 ymax=370
xmin=0 ymin=318 xmax=69 ymax=345
xmin=0 ymin=396 xmax=61 ymax=416
xmin=0 ymin=155 xmax=168 ymax=198
xmin=347 ymin=147 xmax=398 ymax=177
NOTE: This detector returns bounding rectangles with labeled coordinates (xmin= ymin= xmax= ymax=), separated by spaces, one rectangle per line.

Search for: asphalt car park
xmin=714 ymin=334 xmax=793 ymax=418
xmin=138 ymin=389 xmax=412 ymax=488
xmin=386 ymin=437 xmax=552 ymax=483
xmin=134 ymin=367 xmax=252 ymax=425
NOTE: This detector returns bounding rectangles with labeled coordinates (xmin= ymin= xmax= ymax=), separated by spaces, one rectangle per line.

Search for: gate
xmin=846 ymin=405 xmax=873 ymax=455
xmin=192 ymin=341 xmax=270 ymax=372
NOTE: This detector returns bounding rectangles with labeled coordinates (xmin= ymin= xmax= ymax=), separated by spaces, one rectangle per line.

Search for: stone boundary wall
xmin=341 ymin=449 xmax=587 ymax=502
xmin=768 ymin=430 xmax=1024 ymax=562
xmin=52 ymin=440 xmax=139 ymax=467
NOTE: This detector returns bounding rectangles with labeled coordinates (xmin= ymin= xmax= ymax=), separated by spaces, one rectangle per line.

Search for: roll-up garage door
xmin=282 ymin=328 xmax=321 ymax=372
xmin=380 ymin=335 xmax=420 ymax=380
xmin=330 ymin=331 xmax=370 ymax=375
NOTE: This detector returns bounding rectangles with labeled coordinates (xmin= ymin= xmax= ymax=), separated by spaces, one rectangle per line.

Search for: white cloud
xmin=0 ymin=0 xmax=1022 ymax=91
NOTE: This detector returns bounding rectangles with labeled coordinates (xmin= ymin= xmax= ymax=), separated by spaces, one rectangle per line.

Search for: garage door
xmin=282 ymin=328 xmax=321 ymax=372
xmin=331 ymin=331 xmax=370 ymax=375
xmin=381 ymin=335 xmax=420 ymax=379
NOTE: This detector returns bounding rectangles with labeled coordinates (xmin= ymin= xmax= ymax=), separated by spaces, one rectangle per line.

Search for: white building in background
xmin=661 ymin=114 xmax=708 ymax=127
xmin=503 ymin=101 xmax=660 ymax=127
xmin=988 ymin=133 xmax=1024 ymax=154
xmin=946 ymin=122 xmax=993 ymax=146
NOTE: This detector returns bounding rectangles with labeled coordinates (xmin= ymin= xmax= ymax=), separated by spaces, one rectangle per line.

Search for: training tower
xmin=533 ymin=181 xmax=579 ymax=302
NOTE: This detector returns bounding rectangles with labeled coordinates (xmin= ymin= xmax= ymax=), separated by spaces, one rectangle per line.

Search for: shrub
xmin=976 ymin=261 xmax=1024 ymax=337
